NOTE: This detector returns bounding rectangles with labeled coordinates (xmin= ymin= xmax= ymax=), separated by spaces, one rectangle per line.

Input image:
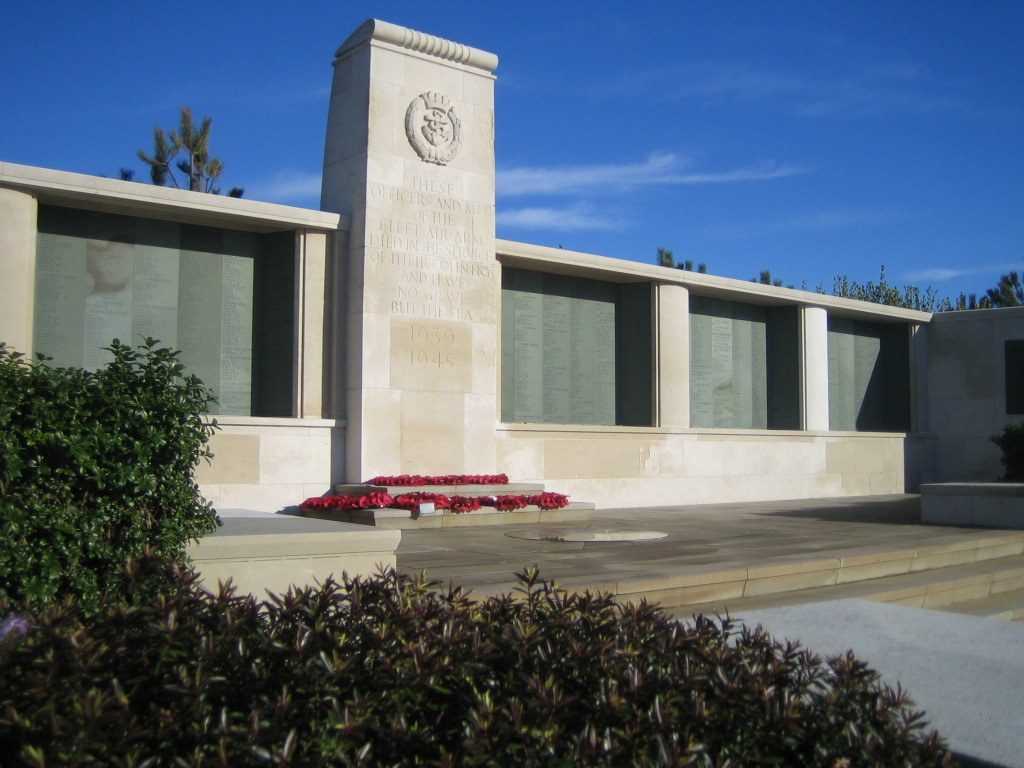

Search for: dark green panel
xmin=615 ymin=283 xmax=653 ymax=426
xmin=827 ymin=317 xmax=910 ymax=431
xmin=541 ymin=273 xmax=571 ymax=423
xmin=32 ymin=204 xmax=294 ymax=418
xmin=252 ymin=232 xmax=295 ymax=418
xmin=499 ymin=267 xmax=651 ymax=426
xmin=1006 ymin=340 xmax=1024 ymax=415
xmin=767 ymin=306 xmax=801 ymax=429
xmin=500 ymin=269 xmax=516 ymax=422
xmin=688 ymin=296 xmax=769 ymax=429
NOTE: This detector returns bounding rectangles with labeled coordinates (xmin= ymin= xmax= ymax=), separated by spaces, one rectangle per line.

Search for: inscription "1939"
xmin=390 ymin=318 xmax=471 ymax=391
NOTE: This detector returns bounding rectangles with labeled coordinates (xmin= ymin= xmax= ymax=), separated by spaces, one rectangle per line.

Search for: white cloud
xmin=245 ymin=170 xmax=321 ymax=204
xmin=498 ymin=203 xmax=623 ymax=231
xmin=497 ymin=152 xmax=806 ymax=196
xmin=904 ymin=264 xmax=1020 ymax=282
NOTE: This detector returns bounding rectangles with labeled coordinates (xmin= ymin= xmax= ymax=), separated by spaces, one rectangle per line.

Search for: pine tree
xmin=985 ymin=271 xmax=1023 ymax=307
xmin=136 ymin=108 xmax=244 ymax=197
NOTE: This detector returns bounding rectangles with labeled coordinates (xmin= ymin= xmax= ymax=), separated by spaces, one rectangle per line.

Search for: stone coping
xmin=188 ymin=515 xmax=400 ymax=559
xmin=0 ymin=161 xmax=346 ymax=233
xmin=929 ymin=304 xmax=1024 ymax=323
xmin=497 ymin=422 xmax=915 ymax=439
xmin=208 ymin=415 xmax=344 ymax=429
xmin=337 ymin=19 xmax=498 ymax=73
xmin=497 ymin=239 xmax=931 ymax=323
xmin=922 ymin=482 xmax=1024 ymax=497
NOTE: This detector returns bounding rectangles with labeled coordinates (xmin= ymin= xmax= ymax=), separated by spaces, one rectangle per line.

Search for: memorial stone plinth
xmin=321 ymin=19 xmax=499 ymax=480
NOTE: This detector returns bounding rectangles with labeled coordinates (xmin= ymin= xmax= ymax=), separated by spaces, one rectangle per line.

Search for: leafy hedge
xmin=0 ymin=559 xmax=950 ymax=767
xmin=991 ymin=420 xmax=1024 ymax=481
xmin=0 ymin=340 xmax=219 ymax=612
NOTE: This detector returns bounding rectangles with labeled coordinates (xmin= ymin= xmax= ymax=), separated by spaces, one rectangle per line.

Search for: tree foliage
xmin=984 ymin=270 xmax=1023 ymax=308
xmin=0 ymin=340 xmax=219 ymax=613
xmin=0 ymin=561 xmax=951 ymax=766
xmin=137 ymin=107 xmax=244 ymax=197
xmin=831 ymin=266 xmax=953 ymax=312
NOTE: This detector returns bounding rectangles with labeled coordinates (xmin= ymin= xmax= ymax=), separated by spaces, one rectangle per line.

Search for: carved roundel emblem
xmin=405 ymin=92 xmax=462 ymax=165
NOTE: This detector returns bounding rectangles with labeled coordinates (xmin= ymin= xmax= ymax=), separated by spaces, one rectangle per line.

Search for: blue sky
xmin=1 ymin=1 xmax=1021 ymax=298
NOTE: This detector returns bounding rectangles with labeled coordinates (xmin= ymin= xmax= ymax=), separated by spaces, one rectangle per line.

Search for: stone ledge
xmin=186 ymin=516 xmax=400 ymax=595
xmin=922 ymin=483 xmax=1024 ymax=528
xmin=922 ymin=482 xmax=1024 ymax=497
xmin=304 ymin=502 xmax=594 ymax=529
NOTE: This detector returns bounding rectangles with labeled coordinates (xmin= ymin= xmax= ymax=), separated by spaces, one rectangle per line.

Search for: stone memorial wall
xmin=33 ymin=206 xmax=294 ymax=417
xmin=827 ymin=316 xmax=910 ymax=431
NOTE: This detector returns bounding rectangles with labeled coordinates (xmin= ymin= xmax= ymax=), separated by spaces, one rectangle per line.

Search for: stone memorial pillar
xmin=321 ymin=20 xmax=499 ymax=480
xmin=0 ymin=187 xmax=38 ymax=355
xmin=802 ymin=306 xmax=830 ymax=431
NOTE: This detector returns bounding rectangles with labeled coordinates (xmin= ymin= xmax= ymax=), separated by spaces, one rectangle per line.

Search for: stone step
xmin=934 ymin=589 xmax=1024 ymax=621
xmin=305 ymin=501 xmax=595 ymax=529
xmin=331 ymin=483 xmax=546 ymax=497
xmin=452 ymin=541 xmax=1024 ymax=606
xmin=665 ymin=553 xmax=1024 ymax=619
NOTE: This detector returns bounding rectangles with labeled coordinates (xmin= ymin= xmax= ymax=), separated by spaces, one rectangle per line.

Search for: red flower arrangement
xmin=300 ymin=491 xmax=395 ymax=511
xmin=368 ymin=474 xmax=510 ymax=486
xmin=299 ymin=490 xmax=568 ymax=515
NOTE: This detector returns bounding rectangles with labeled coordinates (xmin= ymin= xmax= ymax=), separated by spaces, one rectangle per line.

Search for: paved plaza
xmin=395 ymin=494 xmax=1024 ymax=612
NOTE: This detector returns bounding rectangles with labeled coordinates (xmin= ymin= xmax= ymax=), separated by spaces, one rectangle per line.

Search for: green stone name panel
xmin=33 ymin=206 xmax=294 ymax=416
xmin=827 ymin=317 xmax=910 ymax=432
xmin=689 ymin=297 xmax=800 ymax=430
xmin=501 ymin=268 xmax=651 ymax=426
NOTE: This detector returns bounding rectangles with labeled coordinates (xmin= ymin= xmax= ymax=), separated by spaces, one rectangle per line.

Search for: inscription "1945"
xmin=409 ymin=324 xmax=456 ymax=369
xmin=390 ymin=317 xmax=471 ymax=391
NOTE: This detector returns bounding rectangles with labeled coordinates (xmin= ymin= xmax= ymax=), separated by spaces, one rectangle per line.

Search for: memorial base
xmin=303 ymin=481 xmax=594 ymax=529
xmin=304 ymin=502 xmax=595 ymax=530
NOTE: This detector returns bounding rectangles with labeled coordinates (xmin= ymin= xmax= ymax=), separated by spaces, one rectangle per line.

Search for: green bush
xmin=0 ymin=560 xmax=950 ymax=767
xmin=0 ymin=340 xmax=219 ymax=612
xmin=991 ymin=420 xmax=1024 ymax=481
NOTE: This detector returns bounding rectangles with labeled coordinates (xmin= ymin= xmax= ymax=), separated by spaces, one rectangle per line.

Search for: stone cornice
xmin=337 ymin=18 xmax=499 ymax=72
xmin=0 ymin=161 xmax=345 ymax=233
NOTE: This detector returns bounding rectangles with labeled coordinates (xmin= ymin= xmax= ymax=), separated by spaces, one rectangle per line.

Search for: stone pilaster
xmin=0 ymin=187 xmax=37 ymax=355
xmin=802 ymin=306 xmax=830 ymax=431
xmin=655 ymin=283 xmax=690 ymax=428
xmin=321 ymin=20 xmax=498 ymax=480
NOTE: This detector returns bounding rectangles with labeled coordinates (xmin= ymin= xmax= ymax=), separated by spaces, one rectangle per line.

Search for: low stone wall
xmin=195 ymin=418 xmax=344 ymax=513
xmin=921 ymin=482 xmax=1024 ymax=528
xmin=497 ymin=427 xmax=925 ymax=508
xmin=187 ymin=516 xmax=399 ymax=596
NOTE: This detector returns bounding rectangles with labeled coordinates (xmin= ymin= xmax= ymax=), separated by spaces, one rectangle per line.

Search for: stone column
xmin=0 ymin=187 xmax=38 ymax=355
xmin=655 ymin=283 xmax=690 ymax=427
xmin=294 ymin=229 xmax=328 ymax=418
xmin=321 ymin=20 xmax=499 ymax=480
xmin=802 ymin=306 xmax=830 ymax=431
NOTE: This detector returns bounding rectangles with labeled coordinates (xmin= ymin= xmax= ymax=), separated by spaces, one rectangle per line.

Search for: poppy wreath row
xmin=368 ymin=474 xmax=510 ymax=486
xmin=300 ymin=491 xmax=570 ymax=515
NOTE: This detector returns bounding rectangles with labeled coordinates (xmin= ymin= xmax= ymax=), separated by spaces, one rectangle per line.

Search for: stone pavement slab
xmin=735 ymin=600 xmax=1024 ymax=768
xmin=396 ymin=495 xmax=1024 ymax=596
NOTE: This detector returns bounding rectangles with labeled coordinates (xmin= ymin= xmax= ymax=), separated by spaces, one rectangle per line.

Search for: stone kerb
xmin=321 ymin=20 xmax=499 ymax=480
